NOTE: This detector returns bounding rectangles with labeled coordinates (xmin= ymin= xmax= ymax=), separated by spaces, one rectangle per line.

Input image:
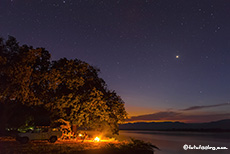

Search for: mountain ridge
xmin=119 ymin=119 xmax=230 ymax=131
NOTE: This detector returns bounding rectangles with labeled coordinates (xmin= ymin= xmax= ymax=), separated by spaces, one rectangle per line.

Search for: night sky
xmin=1 ymin=0 xmax=230 ymax=123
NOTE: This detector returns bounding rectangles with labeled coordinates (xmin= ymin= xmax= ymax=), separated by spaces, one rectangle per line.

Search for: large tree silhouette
xmin=0 ymin=36 xmax=127 ymax=134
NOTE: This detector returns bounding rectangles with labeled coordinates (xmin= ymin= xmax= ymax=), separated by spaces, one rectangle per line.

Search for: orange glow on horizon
xmin=125 ymin=105 xmax=161 ymax=117
xmin=124 ymin=120 xmax=188 ymax=123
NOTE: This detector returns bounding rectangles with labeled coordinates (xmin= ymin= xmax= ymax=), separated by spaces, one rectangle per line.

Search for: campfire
xmin=59 ymin=131 xmax=118 ymax=143
xmin=94 ymin=137 xmax=100 ymax=142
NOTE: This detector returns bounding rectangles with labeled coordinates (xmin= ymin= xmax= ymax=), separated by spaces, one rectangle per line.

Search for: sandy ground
xmin=0 ymin=136 xmax=155 ymax=154
xmin=0 ymin=137 xmax=121 ymax=154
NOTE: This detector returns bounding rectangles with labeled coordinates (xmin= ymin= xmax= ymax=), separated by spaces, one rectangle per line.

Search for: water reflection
xmin=119 ymin=130 xmax=230 ymax=154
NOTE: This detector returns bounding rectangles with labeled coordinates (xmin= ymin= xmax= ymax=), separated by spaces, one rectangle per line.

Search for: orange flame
xmin=94 ymin=137 xmax=100 ymax=142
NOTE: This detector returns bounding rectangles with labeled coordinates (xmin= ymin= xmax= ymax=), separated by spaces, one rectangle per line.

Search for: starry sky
xmin=1 ymin=0 xmax=230 ymax=123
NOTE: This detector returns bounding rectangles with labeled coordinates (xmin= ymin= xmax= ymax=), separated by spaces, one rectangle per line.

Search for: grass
xmin=0 ymin=137 xmax=159 ymax=154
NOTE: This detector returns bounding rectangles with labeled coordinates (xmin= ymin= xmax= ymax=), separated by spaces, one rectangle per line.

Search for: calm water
xmin=119 ymin=130 xmax=230 ymax=154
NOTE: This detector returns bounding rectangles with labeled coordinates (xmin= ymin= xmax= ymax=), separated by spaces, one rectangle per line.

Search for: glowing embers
xmin=94 ymin=137 xmax=100 ymax=142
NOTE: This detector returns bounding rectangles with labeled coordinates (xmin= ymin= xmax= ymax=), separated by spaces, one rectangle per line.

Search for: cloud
xmin=127 ymin=111 xmax=181 ymax=121
xmin=179 ymin=113 xmax=230 ymax=123
xmin=127 ymin=111 xmax=230 ymax=123
xmin=181 ymin=102 xmax=230 ymax=111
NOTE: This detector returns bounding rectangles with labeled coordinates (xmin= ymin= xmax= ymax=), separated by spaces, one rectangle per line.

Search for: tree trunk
xmin=72 ymin=124 xmax=77 ymax=134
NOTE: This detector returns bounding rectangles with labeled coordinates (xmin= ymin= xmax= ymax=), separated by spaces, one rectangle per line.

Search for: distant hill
xmin=119 ymin=119 xmax=230 ymax=131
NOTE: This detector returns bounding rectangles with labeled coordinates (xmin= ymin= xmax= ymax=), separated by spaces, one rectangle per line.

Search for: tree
xmin=0 ymin=36 xmax=52 ymax=106
xmin=46 ymin=58 xmax=127 ymax=134
xmin=0 ymin=36 xmax=127 ymax=134
xmin=0 ymin=36 xmax=52 ymax=132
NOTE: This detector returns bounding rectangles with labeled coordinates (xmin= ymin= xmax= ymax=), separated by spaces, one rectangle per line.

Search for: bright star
xmin=176 ymin=55 xmax=179 ymax=59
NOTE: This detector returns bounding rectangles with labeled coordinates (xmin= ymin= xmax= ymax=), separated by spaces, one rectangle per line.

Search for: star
xmin=176 ymin=55 xmax=180 ymax=59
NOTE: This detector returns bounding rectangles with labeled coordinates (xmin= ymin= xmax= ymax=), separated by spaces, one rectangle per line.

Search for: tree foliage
xmin=0 ymin=36 xmax=127 ymax=134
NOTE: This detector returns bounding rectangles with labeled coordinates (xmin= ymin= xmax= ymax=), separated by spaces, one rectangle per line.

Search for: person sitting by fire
xmin=75 ymin=132 xmax=87 ymax=142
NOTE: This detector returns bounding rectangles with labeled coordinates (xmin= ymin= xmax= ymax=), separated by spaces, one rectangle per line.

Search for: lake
xmin=119 ymin=130 xmax=230 ymax=154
